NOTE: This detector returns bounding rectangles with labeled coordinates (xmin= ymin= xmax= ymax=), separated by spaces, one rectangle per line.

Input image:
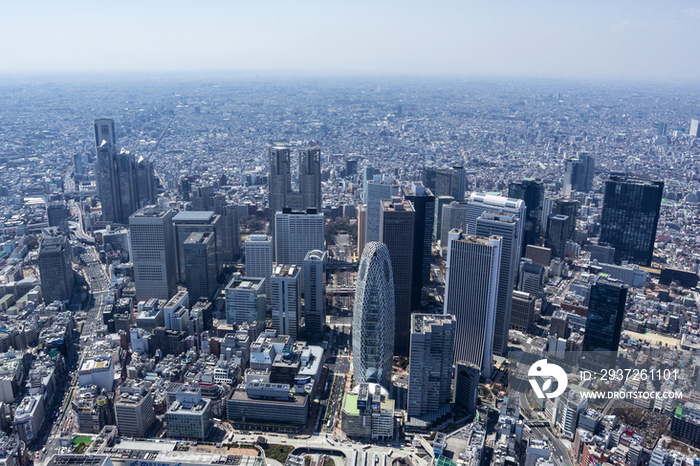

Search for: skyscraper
xmin=274 ymin=210 xmax=324 ymax=267
xmin=352 ymin=242 xmax=395 ymax=389
xmin=268 ymin=144 xmax=322 ymax=258
xmin=183 ymin=232 xmax=218 ymax=301
xmin=563 ymin=152 xmax=595 ymax=197
xmin=365 ymin=175 xmax=400 ymax=243
xmin=129 ymin=206 xmax=178 ymax=302
xmin=440 ymin=201 xmax=470 ymax=251
xmin=582 ymin=278 xmax=628 ymax=354
xmin=39 ymin=236 xmax=74 ymax=303
xmin=443 ymin=231 xmax=501 ymax=378
xmin=224 ymin=273 xmax=266 ymax=333
xmin=270 ymin=264 xmax=301 ymax=339
xmin=172 ymin=211 xmax=221 ymax=283
xmin=268 ymin=144 xmax=293 ymax=246
xmin=546 ymin=214 xmax=571 ymax=259
xmin=599 ymin=174 xmax=663 ymax=267
xmin=508 ymin=179 xmax=544 ymax=255
xmin=552 ymin=199 xmax=578 ymax=239
xmin=466 ymin=193 xmax=526 ymax=241
xmin=476 ymin=211 xmax=520 ymax=357
xmin=357 ymin=204 xmax=367 ymax=258
xmin=244 ymin=235 xmax=272 ymax=296
xmin=403 ymin=182 xmax=435 ymax=310
xmin=362 ymin=164 xmax=375 ymax=202
xmin=299 ymin=147 xmax=322 ymax=213
xmin=433 ymin=195 xmax=455 ymax=241
xmin=380 ymin=199 xmax=415 ymax=355
xmin=303 ymin=250 xmax=327 ymax=340
xmin=407 ymin=314 xmax=456 ymax=417
xmin=94 ymin=119 xmax=156 ymax=224
xmin=188 ymin=185 xmax=240 ymax=263
xmin=423 ymin=166 xmax=467 ymax=201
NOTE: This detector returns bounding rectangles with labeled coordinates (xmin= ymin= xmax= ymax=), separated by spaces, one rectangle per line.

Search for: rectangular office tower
xmin=274 ymin=210 xmax=325 ymax=267
xmin=563 ymin=152 xmax=595 ymax=197
xmin=129 ymin=206 xmax=178 ymax=302
xmin=582 ymin=278 xmax=628 ymax=353
xmin=94 ymin=119 xmax=156 ymax=224
xmin=299 ymin=147 xmax=323 ymax=213
xmin=39 ymin=236 xmax=74 ymax=303
xmin=224 ymin=274 xmax=266 ymax=333
xmin=476 ymin=211 xmax=520 ymax=357
xmin=244 ymin=235 xmax=272 ymax=296
xmin=546 ymin=214 xmax=571 ymax=259
xmin=365 ymin=175 xmax=401 ymax=243
xmin=270 ymin=265 xmax=301 ymax=339
xmin=380 ymin=199 xmax=415 ymax=356
xmin=403 ymin=182 xmax=435 ymax=311
xmin=443 ymin=230 xmax=501 ymax=379
xmin=407 ymin=314 xmax=456 ymax=417
xmin=172 ymin=211 xmax=221 ymax=283
xmin=183 ymin=232 xmax=218 ymax=301
xmin=508 ymin=179 xmax=544 ymax=255
xmin=303 ymin=250 xmax=327 ymax=340
xmin=599 ymin=174 xmax=663 ymax=267
xmin=440 ymin=201 xmax=470 ymax=255
xmin=423 ymin=166 xmax=467 ymax=201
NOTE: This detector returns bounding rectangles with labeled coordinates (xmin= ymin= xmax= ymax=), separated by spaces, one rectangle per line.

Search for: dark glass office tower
xmin=582 ymin=278 xmax=627 ymax=353
xmin=508 ymin=179 xmax=544 ymax=256
xmin=599 ymin=174 xmax=663 ymax=267
xmin=403 ymin=182 xmax=435 ymax=310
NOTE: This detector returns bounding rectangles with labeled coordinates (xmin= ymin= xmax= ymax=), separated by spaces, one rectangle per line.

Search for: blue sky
xmin=2 ymin=0 xmax=699 ymax=80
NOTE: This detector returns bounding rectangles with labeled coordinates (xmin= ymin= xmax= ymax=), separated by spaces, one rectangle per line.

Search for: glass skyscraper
xmin=352 ymin=242 xmax=395 ymax=390
xmin=599 ymin=174 xmax=664 ymax=267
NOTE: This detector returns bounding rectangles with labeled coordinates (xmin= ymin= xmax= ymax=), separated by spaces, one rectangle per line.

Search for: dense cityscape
xmin=0 ymin=75 xmax=700 ymax=466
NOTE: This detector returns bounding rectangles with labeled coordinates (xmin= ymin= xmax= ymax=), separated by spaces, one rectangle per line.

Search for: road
xmin=40 ymin=243 xmax=110 ymax=464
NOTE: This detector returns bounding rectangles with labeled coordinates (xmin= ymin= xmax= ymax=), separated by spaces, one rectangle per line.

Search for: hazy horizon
xmin=2 ymin=1 xmax=700 ymax=82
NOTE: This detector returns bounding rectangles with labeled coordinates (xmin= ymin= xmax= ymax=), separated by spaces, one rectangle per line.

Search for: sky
xmin=2 ymin=0 xmax=700 ymax=81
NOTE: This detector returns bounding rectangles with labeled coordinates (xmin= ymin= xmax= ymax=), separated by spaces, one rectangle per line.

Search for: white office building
xmin=244 ymin=235 xmax=272 ymax=295
xmin=274 ymin=211 xmax=324 ymax=267
xmin=270 ymin=265 xmax=301 ymax=339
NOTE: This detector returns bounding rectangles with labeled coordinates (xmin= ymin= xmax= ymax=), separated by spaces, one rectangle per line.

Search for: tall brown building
xmin=380 ymin=199 xmax=415 ymax=356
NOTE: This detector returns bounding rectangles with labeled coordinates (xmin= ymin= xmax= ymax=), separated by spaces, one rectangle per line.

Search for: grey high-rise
xmin=508 ymin=179 xmax=544 ymax=254
xmin=299 ymin=147 xmax=323 ymax=213
xmin=303 ymin=250 xmax=327 ymax=340
xmin=380 ymin=199 xmax=415 ymax=356
xmin=365 ymin=175 xmax=400 ymax=243
xmin=563 ymin=152 xmax=595 ymax=197
xmin=444 ymin=231 xmax=501 ymax=379
xmin=94 ymin=119 xmax=156 ymax=224
xmin=173 ymin=211 xmax=221 ymax=283
xmin=129 ymin=206 xmax=178 ymax=302
xmin=39 ymin=236 xmax=74 ymax=303
xmin=184 ymin=232 xmax=218 ymax=301
xmin=274 ymin=210 xmax=325 ymax=268
xmin=268 ymin=144 xmax=322 ymax=259
xmin=476 ymin=211 xmax=521 ymax=357
xmin=407 ymin=314 xmax=456 ymax=417
xmin=423 ymin=166 xmax=467 ymax=201
xmin=353 ymin=242 xmax=395 ymax=390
